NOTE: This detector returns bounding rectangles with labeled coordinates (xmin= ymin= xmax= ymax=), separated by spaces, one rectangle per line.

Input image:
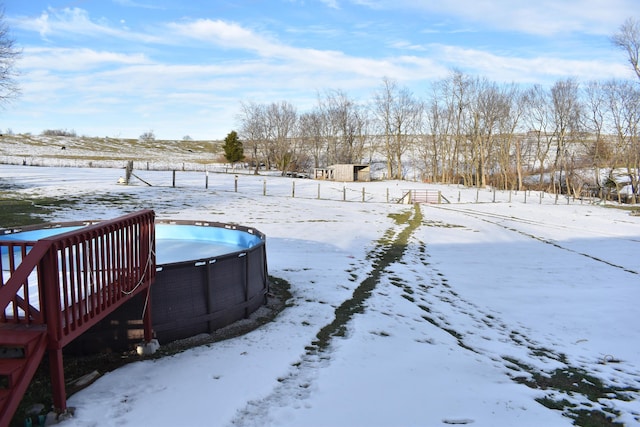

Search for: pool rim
xmin=0 ymin=218 xmax=267 ymax=268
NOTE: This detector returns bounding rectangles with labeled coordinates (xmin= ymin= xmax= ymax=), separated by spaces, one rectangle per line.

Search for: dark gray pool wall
xmin=151 ymin=221 xmax=269 ymax=343
xmin=73 ymin=220 xmax=268 ymax=353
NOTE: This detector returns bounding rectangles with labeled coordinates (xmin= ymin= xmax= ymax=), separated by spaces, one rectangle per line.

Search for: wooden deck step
xmin=0 ymin=359 xmax=25 ymax=388
xmin=0 ymin=326 xmax=47 ymax=427
xmin=0 ymin=325 xmax=47 ymax=358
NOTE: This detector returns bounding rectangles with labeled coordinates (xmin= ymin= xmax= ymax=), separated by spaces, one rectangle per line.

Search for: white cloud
xmin=21 ymin=47 xmax=151 ymax=71
xmin=13 ymin=7 xmax=164 ymax=44
xmin=166 ymin=18 xmax=432 ymax=82
xmin=167 ymin=19 xmax=272 ymax=51
xmin=112 ymin=0 xmax=166 ymax=10
xmin=433 ymin=44 xmax=631 ymax=83
xmin=319 ymin=0 xmax=341 ymax=9
xmin=390 ymin=40 xmax=427 ymax=51
xmin=348 ymin=0 xmax=636 ymax=35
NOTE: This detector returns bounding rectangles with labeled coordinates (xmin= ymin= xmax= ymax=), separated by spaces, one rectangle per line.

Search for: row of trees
xmin=236 ymin=74 xmax=638 ymax=197
xmin=236 ymin=19 xmax=640 ymax=202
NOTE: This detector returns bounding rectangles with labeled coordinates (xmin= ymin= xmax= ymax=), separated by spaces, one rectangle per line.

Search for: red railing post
xmin=49 ymin=348 xmax=66 ymax=412
xmin=142 ymin=215 xmax=155 ymax=343
xmin=143 ymin=287 xmax=153 ymax=343
xmin=39 ymin=244 xmax=68 ymax=412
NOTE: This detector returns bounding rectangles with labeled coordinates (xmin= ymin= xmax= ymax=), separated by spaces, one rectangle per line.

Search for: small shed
xmin=314 ymin=164 xmax=370 ymax=182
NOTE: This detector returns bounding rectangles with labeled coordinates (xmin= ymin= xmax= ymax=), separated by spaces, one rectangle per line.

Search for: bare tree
xmin=372 ymin=77 xmax=423 ymax=179
xmin=138 ymin=130 xmax=156 ymax=143
xmin=473 ymin=79 xmax=514 ymax=188
xmin=523 ymin=85 xmax=555 ymax=188
xmin=264 ymin=101 xmax=298 ymax=175
xmin=604 ymin=79 xmax=640 ymax=203
xmin=495 ymin=84 xmax=525 ymax=190
xmin=298 ymin=110 xmax=325 ymax=169
xmin=550 ymin=78 xmax=583 ymax=194
xmin=583 ymin=81 xmax=613 ymax=196
xmin=444 ymin=70 xmax=475 ymax=184
xmin=237 ymin=101 xmax=267 ymax=174
xmin=0 ymin=7 xmax=20 ymax=105
xmin=420 ymin=70 xmax=477 ymax=184
xmin=420 ymin=94 xmax=449 ymax=182
xmin=612 ymin=17 xmax=640 ymax=81
xmin=317 ymin=90 xmax=368 ymax=165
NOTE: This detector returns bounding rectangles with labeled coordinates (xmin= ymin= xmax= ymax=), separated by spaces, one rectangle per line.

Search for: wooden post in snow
xmin=125 ymin=161 xmax=133 ymax=185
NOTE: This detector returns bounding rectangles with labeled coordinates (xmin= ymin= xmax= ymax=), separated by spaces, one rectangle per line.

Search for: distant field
xmin=0 ymin=133 xmax=224 ymax=170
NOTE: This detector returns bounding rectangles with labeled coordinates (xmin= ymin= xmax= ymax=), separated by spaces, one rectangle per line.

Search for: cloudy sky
xmin=1 ymin=0 xmax=636 ymax=140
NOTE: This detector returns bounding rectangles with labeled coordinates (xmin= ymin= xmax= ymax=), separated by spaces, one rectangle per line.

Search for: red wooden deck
xmin=0 ymin=210 xmax=156 ymax=426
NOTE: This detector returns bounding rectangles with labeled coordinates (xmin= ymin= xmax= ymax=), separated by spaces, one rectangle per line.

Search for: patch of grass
xmin=571 ymin=409 xmax=624 ymax=427
xmin=2 ymin=134 xmax=222 ymax=164
xmin=423 ymin=220 xmax=465 ymax=228
xmin=311 ymin=206 xmax=421 ymax=352
xmin=421 ymin=315 xmax=439 ymax=327
xmin=602 ymin=204 xmax=640 ymax=212
xmin=504 ymin=355 xmax=637 ymax=426
xmin=536 ymin=396 xmax=576 ymax=411
xmin=0 ymin=195 xmax=75 ymax=228
xmin=417 ymin=304 xmax=431 ymax=313
xmin=388 ymin=210 xmax=412 ymax=225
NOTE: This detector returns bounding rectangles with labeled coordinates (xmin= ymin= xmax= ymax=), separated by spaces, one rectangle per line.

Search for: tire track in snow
xmin=387 ymin=221 xmax=640 ymax=425
xmin=227 ymin=205 xmax=423 ymax=427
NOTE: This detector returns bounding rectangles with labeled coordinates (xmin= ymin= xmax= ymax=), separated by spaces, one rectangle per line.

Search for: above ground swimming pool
xmin=0 ymin=219 xmax=269 ymax=351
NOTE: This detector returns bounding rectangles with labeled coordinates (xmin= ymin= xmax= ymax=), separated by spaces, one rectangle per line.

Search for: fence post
xmin=263 ymin=179 xmax=266 ymax=196
xmin=493 ymin=188 xmax=496 ymax=202
xmin=172 ymin=170 xmax=176 ymax=188
xmin=386 ymin=188 xmax=389 ymax=203
xmin=205 ymin=171 xmax=209 ymax=189
xmin=362 ymin=187 xmax=365 ymax=202
xmin=476 ymin=188 xmax=479 ymax=203
xmin=235 ymin=175 xmax=238 ymax=192
xmin=292 ymin=180 xmax=295 ymax=198
xmin=438 ymin=191 xmax=442 ymax=204
xmin=524 ymin=191 xmax=527 ymax=204
xmin=343 ymin=186 xmax=346 ymax=201
xmin=317 ymin=183 xmax=321 ymax=199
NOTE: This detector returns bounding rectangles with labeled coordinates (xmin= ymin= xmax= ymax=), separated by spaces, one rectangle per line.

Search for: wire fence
xmin=1 ymin=157 xmax=612 ymax=207
xmin=132 ymin=168 xmax=607 ymax=207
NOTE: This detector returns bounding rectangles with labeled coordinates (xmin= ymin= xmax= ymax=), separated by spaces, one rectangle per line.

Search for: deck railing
xmin=0 ymin=210 xmax=156 ymax=412
xmin=0 ymin=239 xmax=41 ymax=324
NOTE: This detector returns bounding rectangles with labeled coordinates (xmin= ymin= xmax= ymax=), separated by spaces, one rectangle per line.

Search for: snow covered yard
xmin=1 ymin=164 xmax=639 ymax=426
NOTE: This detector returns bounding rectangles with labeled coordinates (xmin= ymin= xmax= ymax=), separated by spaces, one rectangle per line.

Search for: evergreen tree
xmin=222 ymin=130 xmax=244 ymax=164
